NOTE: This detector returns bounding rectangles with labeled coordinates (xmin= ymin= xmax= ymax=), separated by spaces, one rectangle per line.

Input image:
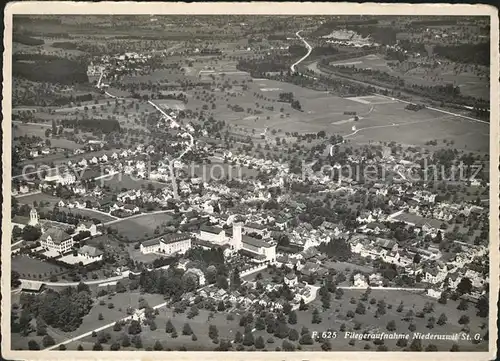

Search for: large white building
xmin=197 ymin=222 xmax=276 ymax=264
xmin=140 ymin=233 xmax=192 ymax=255
xmin=199 ymin=225 xmax=227 ymax=244
xmin=40 ymin=228 xmax=74 ymax=254
xmin=44 ymin=169 xmax=76 ymax=185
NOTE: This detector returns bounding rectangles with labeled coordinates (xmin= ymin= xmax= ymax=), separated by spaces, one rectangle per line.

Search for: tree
xmin=93 ymin=342 xmax=103 ymax=351
xmin=321 ymin=340 xmax=332 ymax=351
xmin=128 ymin=320 xmax=142 ymax=335
xmin=113 ymin=322 xmax=122 ymax=332
xmin=476 ymin=295 xmax=488 ymax=318
xmin=28 ymin=340 xmax=40 ymax=350
xmin=255 ymin=335 xmax=265 ymax=349
xmin=282 ymin=340 xmax=295 ymax=351
xmin=42 ymin=335 xmax=55 ymax=347
xmin=356 ymin=302 xmax=366 ymax=315
xmin=456 ymin=277 xmax=473 ymax=295
xmin=132 ymin=335 xmax=143 ymax=349
xmin=458 ymin=315 xmax=470 ymax=325
xmin=183 ymin=323 xmax=193 ymax=335
xmin=11 ymin=271 xmax=21 ymax=288
xmin=288 ymin=310 xmax=297 ymax=325
xmin=450 ymin=343 xmax=460 ymax=352
xmin=149 ymin=320 xmax=157 ymax=331
xmin=115 ymin=281 xmax=126 ymax=293
xmin=408 ymin=323 xmax=416 ymax=332
xmin=438 ymin=292 xmax=447 ymax=304
xmin=457 ymin=299 xmax=469 ymax=310
xmin=110 ymin=342 xmax=121 ymax=351
xmin=165 ymin=319 xmax=175 ymax=333
xmin=312 ymin=308 xmax=322 ymax=324
xmin=121 ymin=334 xmax=131 ymax=347
xmin=98 ymin=313 xmax=104 ymax=321
xmin=234 ymin=331 xmax=243 ymax=343
xmin=77 ymin=344 xmax=84 ymax=351
xmin=425 ymin=344 xmax=438 ymax=351
xmin=386 ymin=320 xmax=396 ymax=331
xmin=209 ymin=325 xmax=219 ymax=340
xmin=437 ymin=313 xmax=448 ymax=326
xmin=36 ymin=317 xmax=47 ymax=336
xmin=409 ymin=338 xmax=422 ymax=351
xmin=299 ymin=332 xmax=314 ymax=345
xmin=153 ymin=340 xmax=163 ymax=351
xmin=299 ymin=298 xmax=307 ymax=311
xmin=427 ymin=316 xmax=435 ymax=329
xmin=243 ymin=331 xmax=255 ymax=346
xmin=289 ymin=328 xmax=299 ymax=341
xmin=396 ymin=337 xmax=408 ymax=348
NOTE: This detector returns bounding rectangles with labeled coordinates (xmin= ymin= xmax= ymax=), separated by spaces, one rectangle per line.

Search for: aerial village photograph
xmin=3 ymin=6 xmax=497 ymax=357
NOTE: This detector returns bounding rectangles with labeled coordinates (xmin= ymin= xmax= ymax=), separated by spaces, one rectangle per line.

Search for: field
xmin=60 ymin=207 xmax=117 ymax=223
xmin=327 ymin=53 xmax=489 ymax=100
xmin=249 ymin=289 xmax=488 ymax=352
xmin=212 ymin=77 xmax=489 ymax=152
xmin=98 ymin=174 xmax=165 ymax=191
xmin=16 ymin=193 xmax=61 ymax=208
xmin=109 ymin=213 xmax=174 ymax=241
xmin=13 ymin=123 xmax=83 ymax=150
xmin=37 ymin=288 xmax=488 ymax=352
xmin=11 ymin=292 xmax=165 ymax=351
xmin=11 ymin=255 xmax=66 ymax=279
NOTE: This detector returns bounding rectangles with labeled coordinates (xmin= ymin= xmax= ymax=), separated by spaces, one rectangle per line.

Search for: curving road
xmin=290 ymin=30 xmax=313 ymax=73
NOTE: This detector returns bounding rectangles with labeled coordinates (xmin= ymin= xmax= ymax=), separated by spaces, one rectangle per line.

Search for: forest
xmin=60 ymin=117 xmax=121 ymax=134
xmin=13 ymin=54 xmax=88 ymax=85
xmin=433 ymin=42 xmax=490 ymax=66
xmin=13 ymin=34 xmax=44 ymax=46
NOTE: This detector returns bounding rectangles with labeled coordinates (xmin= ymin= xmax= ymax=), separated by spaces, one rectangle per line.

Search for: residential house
xmin=284 ymin=272 xmax=298 ymax=287
xmin=77 ymin=245 xmax=104 ymax=262
xmin=76 ymin=221 xmax=98 ymax=236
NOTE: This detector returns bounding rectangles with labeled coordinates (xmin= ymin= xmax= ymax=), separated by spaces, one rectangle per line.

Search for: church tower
xmin=232 ymin=222 xmax=243 ymax=251
xmin=29 ymin=207 xmax=39 ymax=226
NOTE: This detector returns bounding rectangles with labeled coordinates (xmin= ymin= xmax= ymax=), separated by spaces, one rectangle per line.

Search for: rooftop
xmin=78 ymin=245 xmax=103 ymax=257
xmin=41 ymin=228 xmax=70 ymax=244
xmin=242 ymin=235 xmax=275 ymax=249
xmin=200 ymin=225 xmax=224 ymax=234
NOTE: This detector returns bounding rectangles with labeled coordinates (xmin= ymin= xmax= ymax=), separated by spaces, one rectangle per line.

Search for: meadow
xmin=109 ymin=212 xmax=174 ymax=241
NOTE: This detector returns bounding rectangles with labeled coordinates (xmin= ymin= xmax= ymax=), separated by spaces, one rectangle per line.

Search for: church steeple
xmin=29 ymin=206 xmax=39 ymax=226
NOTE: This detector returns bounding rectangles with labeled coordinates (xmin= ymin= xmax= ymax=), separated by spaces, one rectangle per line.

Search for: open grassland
xmin=109 ymin=212 xmax=174 ymax=241
xmin=328 ymin=53 xmax=488 ymax=100
xmin=12 ymin=255 xmax=66 ymax=278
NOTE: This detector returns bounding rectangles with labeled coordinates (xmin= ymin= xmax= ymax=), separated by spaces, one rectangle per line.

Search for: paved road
xmin=376 ymin=93 xmax=490 ymax=125
xmin=19 ymin=274 xmax=127 ymax=288
xmin=290 ymin=30 xmax=313 ymax=73
xmin=343 ymin=116 xmax=444 ymax=138
xmin=103 ymin=209 xmax=174 ymax=226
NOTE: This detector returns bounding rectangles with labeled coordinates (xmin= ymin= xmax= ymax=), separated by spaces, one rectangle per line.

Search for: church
xmin=12 ymin=207 xmax=40 ymax=230
xmin=197 ymin=222 xmax=277 ymax=264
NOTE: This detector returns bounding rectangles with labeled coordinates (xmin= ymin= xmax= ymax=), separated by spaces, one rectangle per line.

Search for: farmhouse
xmin=77 ymin=245 xmax=104 ymax=262
xmin=140 ymin=233 xmax=192 ymax=255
